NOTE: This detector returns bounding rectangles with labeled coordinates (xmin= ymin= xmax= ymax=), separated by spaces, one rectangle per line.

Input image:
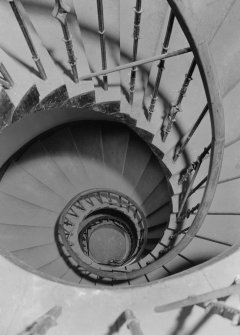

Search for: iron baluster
xmin=179 ymin=143 xmax=211 ymax=184
xmin=85 ymin=196 xmax=94 ymax=206
xmin=118 ymin=195 xmax=123 ymax=207
xmin=75 ymin=200 xmax=86 ymax=211
xmin=107 ymin=191 xmax=112 ymax=204
xmin=129 ymin=0 xmax=143 ymax=105
xmin=168 ymin=226 xmax=190 ymax=240
xmin=67 ymin=207 xmax=79 ymax=218
xmin=161 ymin=59 xmax=197 ymax=141
xmin=176 ymin=158 xmax=203 ymax=224
xmin=96 ymin=0 xmax=108 ymax=90
xmin=132 ymin=206 xmax=137 ymax=219
xmin=52 ymin=0 xmax=79 ymax=83
xmin=159 ymin=242 xmax=171 ymax=255
xmin=64 ymin=217 xmax=74 ymax=226
xmin=176 ymin=203 xmax=200 ymax=225
xmin=94 ymin=192 xmax=103 ymax=204
xmin=0 ymin=63 xmax=14 ymax=88
xmin=189 ymin=176 xmax=207 ymax=197
xmin=147 ymin=10 xmax=175 ymax=120
xmin=8 ymin=0 xmax=47 ymax=80
xmin=63 ymin=227 xmax=72 ymax=240
xmin=174 ymin=104 xmax=208 ymax=161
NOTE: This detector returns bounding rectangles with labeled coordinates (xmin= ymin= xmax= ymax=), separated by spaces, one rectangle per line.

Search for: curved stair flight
xmin=0 ymin=0 xmax=240 ymax=333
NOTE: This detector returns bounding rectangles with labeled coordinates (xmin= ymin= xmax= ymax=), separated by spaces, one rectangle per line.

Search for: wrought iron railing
xmin=52 ymin=0 xmax=79 ymax=83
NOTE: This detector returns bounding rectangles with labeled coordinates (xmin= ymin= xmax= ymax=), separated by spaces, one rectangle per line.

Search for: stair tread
xmin=101 ymin=122 xmax=133 ymax=194
xmin=165 ymin=254 xmax=192 ymax=274
xmin=13 ymin=243 xmax=60 ymax=269
xmin=39 ymin=257 xmax=69 ymax=279
xmin=147 ymin=227 xmax=165 ymax=240
xmin=80 ymin=276 xmax=97 ymax=287
xmin=0 ymin=192 xmax=58 ymax=227
xmin=128 ymin=263 xmax=148 ymax=285
xmin=197 ymin=214 xmax=240 ymax=246
xmin=141 ymin=179 xmax=171 ymax=216
xmin=42 ymin=127 xmax=92 ymax=192
xmin=17 ymin=140 xmax=78 ymax=201
xmin=132 ymin=154 xmax=165 ymax=204
xmin=0 ymin=224 xmax=54 ymax=251
xmin=219 ymin=140 xmax=240 ymax=182
xmin=71 ymin=123 xmax=106 ymax=188
xmin=197 ymin=179 xmax=240 ymax=214
xmin=152 ymin=131 xmax=173 ymax=160
xmin=123 ymin=132 xmax=152 ymax=190
xmin=147 ymin=202 xmax=171 ymax=228
xmin=61 ymin=268 xmax=82 ymax=283
xmin=0 ymin=161 xmax=66 ymax=212
xmin=209 ymin=0 xmax=240 ymax=96
xmin=181 ymin=238 xmax=228 ymax=265
xmin=146 ymin=266 xmax=169 ymax=282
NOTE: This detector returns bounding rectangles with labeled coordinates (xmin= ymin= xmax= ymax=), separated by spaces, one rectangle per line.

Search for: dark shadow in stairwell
xmin=166 ymin=259 xmax=193 ymax=275
xmin=0 ymin=44 xmax=41 ymax=79
xmin=53 ymin=214 xmax=115 ymax=287
xmin=170 ymin=306 xmax=193 ymax=335
xmin=53 ymin=219 xmax=97 ymax=285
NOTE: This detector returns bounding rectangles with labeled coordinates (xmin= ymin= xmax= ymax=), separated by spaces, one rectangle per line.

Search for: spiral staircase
xmin=0 ymin=0 xmax=240 ymax=334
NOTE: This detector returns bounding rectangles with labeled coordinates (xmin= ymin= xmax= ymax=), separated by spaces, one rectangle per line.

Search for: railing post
xmin=52 ymin=0 xmax=79 ymax=83
xmin=174 ymin=104 xmax=208 ymax=161
xmin=147 ymin=10 xmax=175 ymax=121
xmin=161 ymin=59 xmax=196 ymax=141
xmin=177 ymin=203 xmax=200 ymax=225
xmin=96 ymin=0 xmax=108 ymax=90
xmin=179 ymin=144 xmax=211 ymax=184
xmin=8 ymin=0 xmax=47 ymax=80
xmin=129 ymin=0 xmax=143 ymax=105
xmin=176 ymin=144 xmax=211 ymax=224
xmin=189 ymin=176 xmax=207 ymax=197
